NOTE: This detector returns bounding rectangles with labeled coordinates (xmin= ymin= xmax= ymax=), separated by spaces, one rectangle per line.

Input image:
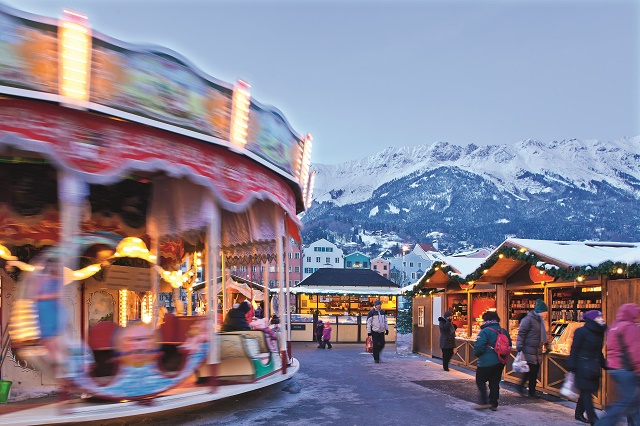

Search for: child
xmin=322 ymin=320 xmax=333 ymax=349
xmin=316 ymin=320 xmax=324 ymax=348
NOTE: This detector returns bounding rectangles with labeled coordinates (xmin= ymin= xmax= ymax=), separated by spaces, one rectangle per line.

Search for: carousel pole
xmin=284 ymin=236 xmax=292 ymax=359
xmin=205 ymin=197 xmax=220 ymax=391
xmin=263 ymin=257 xmax=270 ymax=323
xmin=186 ymin=255 xmax=192 ymax=316
xmin=149 ymin=226 xmax=160 ymax=327
xmin=57 ymin=171 xmax=88 ymax=410
xmin=274 ymin=210 xmax=287 ymax=372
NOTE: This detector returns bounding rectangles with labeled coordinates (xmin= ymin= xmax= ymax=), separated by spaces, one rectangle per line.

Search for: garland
xmin=405 ymin=246 xmax=640 ymax=297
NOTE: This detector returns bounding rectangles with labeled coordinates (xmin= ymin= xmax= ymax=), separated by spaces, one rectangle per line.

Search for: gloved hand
xmin=385 ymin=330 xmax=389 ymax=335
xmin=368 ymin=333 xmax=371 ymax=336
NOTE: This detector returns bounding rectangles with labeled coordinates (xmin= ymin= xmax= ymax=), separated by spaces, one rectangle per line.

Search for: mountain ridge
xmin=302 ymin=137 xmax=640 ymax=253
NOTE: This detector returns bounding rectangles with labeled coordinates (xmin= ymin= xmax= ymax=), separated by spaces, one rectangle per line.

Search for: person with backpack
xmin=516 ymin=299 xmax=551 ymax=398
xmin=567 ymin=310 xmax=606 ymax=425
xmin=595 ymin=303 xmax=640 ymax=426
xmin=473 ymin=310 xmax=512 ymax=411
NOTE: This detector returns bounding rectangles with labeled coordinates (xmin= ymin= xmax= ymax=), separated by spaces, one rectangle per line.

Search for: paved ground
xmin=85 ymin=341 xmax=594 ymax=426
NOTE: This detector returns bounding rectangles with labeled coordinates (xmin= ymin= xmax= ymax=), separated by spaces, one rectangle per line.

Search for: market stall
xmin=290 ymin=268 xmax=401 ymax=343
xmin=408 ymin=238 xmax=640 ymax=408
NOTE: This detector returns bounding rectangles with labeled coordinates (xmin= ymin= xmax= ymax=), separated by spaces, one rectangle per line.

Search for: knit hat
xmin=583 ymin=310 xmax=602 ymax=321
xmin=534 ymin=299 xmax=548 ymax=313
xmin=443 ymin=311 xmax=452 ymax=318
xmin=482 ymin=311 xmax=500 ymax=322
xmin=374 ymin=300 xmax=382 ymax=306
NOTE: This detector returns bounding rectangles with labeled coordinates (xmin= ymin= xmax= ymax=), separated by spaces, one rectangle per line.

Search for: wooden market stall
xmin=409 ymin=237 xmax=640 ymax=408
xmin=290 ymin=268 xmax=401 ymax=343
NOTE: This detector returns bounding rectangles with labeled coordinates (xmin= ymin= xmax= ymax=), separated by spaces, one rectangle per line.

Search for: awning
xmin=286 ymin=286 xmax=402 ymax=296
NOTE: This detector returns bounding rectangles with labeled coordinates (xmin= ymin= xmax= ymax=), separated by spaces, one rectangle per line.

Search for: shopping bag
xmin=512 ymin=351 xmax=530 ymax=373
xmin=365 ymin=336 xmax=373 ymax=353
xmin=560 ymin=372 xmax=579 ymax=401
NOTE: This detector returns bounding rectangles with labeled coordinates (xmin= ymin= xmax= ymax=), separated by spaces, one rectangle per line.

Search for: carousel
xmin=0 ymin=4 xmax=312 ymax=423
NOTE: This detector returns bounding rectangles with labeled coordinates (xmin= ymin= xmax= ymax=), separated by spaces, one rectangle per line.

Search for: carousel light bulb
xmin=576 ymin=276 xmax=584 ymax=282
xmin=499 ymin=254 xmax=504 ymax=259
xmin=616 ymin=268 xmax=624 ymax=274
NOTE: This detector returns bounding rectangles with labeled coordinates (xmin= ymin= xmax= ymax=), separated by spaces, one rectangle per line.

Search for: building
xmin=389 ymin=252 xmax=431 ymax=286
xmin=230 ymin=241 xmax=303 ymax=288
xmin=371 ymin=257 xmax=390 ymax=279
xmin=302 ymin=238 xmax=344 ymax=279
xmin=344 ymin=251 xmax=370 ymax=269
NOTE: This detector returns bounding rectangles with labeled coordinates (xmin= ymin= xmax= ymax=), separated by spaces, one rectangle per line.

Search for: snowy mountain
xmin=301 ymin=137 xmax=640 ymax=252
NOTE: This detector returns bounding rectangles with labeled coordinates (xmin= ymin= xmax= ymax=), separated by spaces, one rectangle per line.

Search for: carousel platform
xmin=0 ymin=358 xmax=299 ymax=425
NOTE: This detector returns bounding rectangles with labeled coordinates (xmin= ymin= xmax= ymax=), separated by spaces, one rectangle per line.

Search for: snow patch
xmin=369 ymin=206 xmax=379 ymax=217
xmin=495 ymin=218 xmax=510 ymax=224
xmin=388 ymin=204 xmax=400 ymax=214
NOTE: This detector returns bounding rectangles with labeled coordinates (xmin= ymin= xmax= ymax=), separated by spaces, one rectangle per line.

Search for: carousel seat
xmin=87 ymin=321 xmax=120 ymax=377
xmin=158 ymin=314 xmax=203 ymax=372
xmin=214 ymin=331 xmax=276 ymax=383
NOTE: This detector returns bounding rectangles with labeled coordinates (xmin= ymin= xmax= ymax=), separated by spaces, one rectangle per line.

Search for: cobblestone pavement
xmin=90 ymin=341 xmax=592 ymax=426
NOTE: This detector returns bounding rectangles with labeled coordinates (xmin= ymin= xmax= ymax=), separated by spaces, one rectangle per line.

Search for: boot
xmin=574 ymin=413 xmax=589 ymax=423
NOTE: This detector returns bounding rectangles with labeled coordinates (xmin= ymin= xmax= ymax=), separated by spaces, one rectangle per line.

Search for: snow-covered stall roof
xmin=501 ymin=238 xmax=640 ymax=267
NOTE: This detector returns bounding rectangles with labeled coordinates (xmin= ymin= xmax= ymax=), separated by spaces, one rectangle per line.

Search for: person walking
xmin=472 ymin=311 xmax=512 ymax=411
xmin=595 ymin=303 xmax=640 ymax=426
xmin=567 ymin=310 xmax=607 ymax=425
xmin=367 ymin=300 xmax=389 ymax=363
xmin=516 ymin=298 xmax=550 ymax=398
xmin=316 ymin=320 xmax=324 ymax=348
xmin=438 ymin=311 xmax=457 ymax=371
xmin=322 ymin=320 xmax=333 ymax=349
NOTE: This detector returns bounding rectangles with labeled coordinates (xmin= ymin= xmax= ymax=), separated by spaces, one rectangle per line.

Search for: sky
xmin=3 ymin=0 xmax=639 ymax=165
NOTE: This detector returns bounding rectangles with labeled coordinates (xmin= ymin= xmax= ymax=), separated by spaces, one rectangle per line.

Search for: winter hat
xmin=317 ymin=320 xmax=323 ymax=324
xmin=374 ymin=300 xmax=382 ymax=306
xmin=534 ymin=299 xmax=548 ymax=313
xmin=482 ymin=311 xmax=500 ymax=322
xmin=443 ymin=311 xmax=452 ymax=318
xmin=583 ymin=310 xmax=602 ymax=321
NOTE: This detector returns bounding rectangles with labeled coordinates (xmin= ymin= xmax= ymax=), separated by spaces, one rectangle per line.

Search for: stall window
xmin=447 ymin=294 xmax=468 ymax=337
xmin=418 ymin=306 xmax=425 ymax=327
xmin=470 ymin=292 xmax=497 ymax=339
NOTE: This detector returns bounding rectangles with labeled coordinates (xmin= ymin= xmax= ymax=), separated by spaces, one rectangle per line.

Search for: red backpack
xmin=487 ymin=328 xmax=511 ymax=364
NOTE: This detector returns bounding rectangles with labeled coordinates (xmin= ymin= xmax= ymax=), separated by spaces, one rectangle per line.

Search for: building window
xmin=418 ymin=262 xmax=422 ymax=268
xmin=335 ymin=258 xmax=340 ymax=263
xmin=288 ymin=266 xmax=292 ymax=272
xmin=328 ymin=247 xmax=333 ymax=252
xmin=373 ymin=265 xmax=378 ymax=270
xmin=269 ymin=280 xmax=275 ymax=286
xmin=294 ymin=266 xmax=300 ymax=273
xmin=364 ymin=262 xmax=369 ymax=268
xmin=295 ymin=252 xmax=300 ymax=259
xmin=383 ymin=265 xmax=387 ymax=270
xmin=269 ymin=265 xmax=276 ymax=273
xmin=326 ymin=257 xmax=330 ymax=264
xmin=410 ymin=262 xmax=414 ymax=267
xmin=316 ymin=257 xmax=321 ymax=263
xmin=347 ymin=261 xmax=352 ymax=268
xmin=260 ymin=266 xmax=265 ymax=272
xmin=306 ymin=257 xmax=311 ymax=263
xmin=252 ymin=266 xmax=257 ymax=273
xmin=288 ymin=253 xmax=292 ymax=259
xmin=294 ymin=280 xmax=300 ymax=285
xmin=412 ymin=272 xmax=416 ymax=279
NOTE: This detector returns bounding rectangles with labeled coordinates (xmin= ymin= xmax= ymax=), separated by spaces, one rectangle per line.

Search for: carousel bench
xmin=216 ymin=331 xmax=276 ymax=382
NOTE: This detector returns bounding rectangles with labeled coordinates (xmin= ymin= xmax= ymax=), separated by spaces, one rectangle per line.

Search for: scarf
xmin=481 ymin=319 xmax=499 ymax=327
xmin=534 ymin=311 xmax=548 ymax=344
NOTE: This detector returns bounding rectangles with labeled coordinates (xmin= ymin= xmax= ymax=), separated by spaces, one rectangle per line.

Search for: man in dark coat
xmin=221 ymin=301 xmax=251 ymax=332
xmin=438 ymin=311 xmax=457 ymax=371
xmin=567 ymin=310 xmax=606 ymax=425
xmin=316 ymin=320 xmax=324 ymax=348
xmin=516 ymin=299 xmax=550 ymax=398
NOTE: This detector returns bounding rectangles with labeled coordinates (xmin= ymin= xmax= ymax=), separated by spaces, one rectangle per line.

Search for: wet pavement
xmin=77 ymin=341 xmax=589 ymax=426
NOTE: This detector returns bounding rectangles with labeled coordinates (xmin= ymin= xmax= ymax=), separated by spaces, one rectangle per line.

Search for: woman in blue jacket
xmin=473 ymin=311 xmax=512 ymax=411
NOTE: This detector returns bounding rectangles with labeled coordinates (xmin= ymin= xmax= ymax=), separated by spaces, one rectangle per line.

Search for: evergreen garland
xmin=405 ymin=246 xmax=640 ymax=297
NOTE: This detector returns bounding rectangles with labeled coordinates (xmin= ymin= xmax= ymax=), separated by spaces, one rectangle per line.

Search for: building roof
xmin=417 ymin=243 xmax=437 ymax=252
xmin=296 ymin=268 xmax=400 ymax=288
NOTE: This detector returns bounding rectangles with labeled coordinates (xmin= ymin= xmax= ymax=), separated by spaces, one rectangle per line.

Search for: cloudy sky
xmin=4 ymin=0 xmax=638 ymax=165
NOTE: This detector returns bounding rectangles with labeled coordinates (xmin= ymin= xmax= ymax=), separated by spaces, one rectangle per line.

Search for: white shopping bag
xmin=560 ymin=372 xmax=579 ymax=401
xmin=512 ymin=351 xmax=530 ymax=373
